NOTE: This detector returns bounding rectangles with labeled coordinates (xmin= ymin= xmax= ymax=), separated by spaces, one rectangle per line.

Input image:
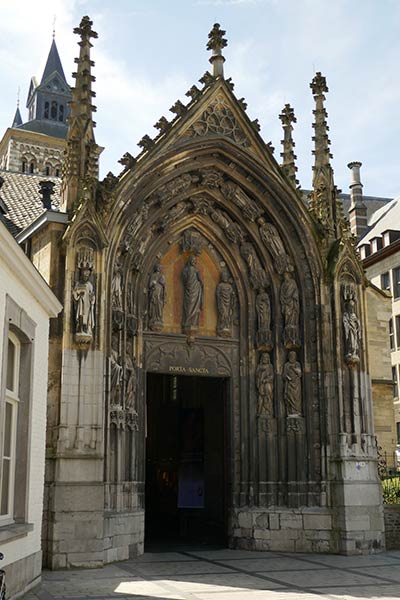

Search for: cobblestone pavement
xmin=23 ymin=547 xmax=400 ymax=600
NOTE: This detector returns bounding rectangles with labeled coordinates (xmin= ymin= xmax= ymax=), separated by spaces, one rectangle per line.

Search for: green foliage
xmin=382 ymin=476 xmax=400 ymax=504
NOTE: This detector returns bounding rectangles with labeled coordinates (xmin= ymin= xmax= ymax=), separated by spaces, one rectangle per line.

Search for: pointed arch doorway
xmin=145 ymin=370 xmax=229 ymax=546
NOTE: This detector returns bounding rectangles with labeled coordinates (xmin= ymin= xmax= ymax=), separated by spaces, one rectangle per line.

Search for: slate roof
xmin=338 ymin=192 xmax=392 ymax=222
xmin=0 ymin=170 xmax=61 ymax=237
xmin=358 ymin=197 xmax=400 ymax=246
xmin=18 ymin=118 xmax=68 ymax=139
xmin=41 ymin=39 xmax=68 ymax=85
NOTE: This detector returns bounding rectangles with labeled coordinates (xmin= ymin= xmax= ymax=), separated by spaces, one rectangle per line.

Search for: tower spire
xmin=309 ymin=72 xmax=338 ymax=237
xmin=207 ymin=23 xmax=227 ymax=78
xmin=61 ymin=15 xmax=99 ymax=212
xmin=279 ymin=103 xmax=298 ymax=187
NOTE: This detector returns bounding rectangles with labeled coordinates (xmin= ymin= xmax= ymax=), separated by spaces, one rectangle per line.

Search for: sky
xmin=1 ymin=0 xmax=399 ymax=198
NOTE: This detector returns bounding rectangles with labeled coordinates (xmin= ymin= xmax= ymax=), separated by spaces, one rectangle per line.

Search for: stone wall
xmin=384 ymin=505 xmax=400 ymax=549
xmin=365 ymin=284 xmax=396 ymax=462
xmin=231 ymin=508 xmax=337 ymax=553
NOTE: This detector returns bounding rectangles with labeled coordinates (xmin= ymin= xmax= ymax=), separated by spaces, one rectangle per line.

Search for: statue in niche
xmin=240 ymin=242 xmax=267 ymax=290
xmin=258 ymin=217 xmax=293 ymax=274
xmin=216 ymin=271 xmax=235 ymax=336
xmin=110 ymin=349 xmax=123 ymax=406
xmin=111 ymin=256 xmax=123 ymax=309
xmin=125 ymin=354 xmax=138 ymax=414
xmin=283 ymin=351 xmax=302 ymax=416
xmin=343 ymin=288 xmax=361 ymax=364
xmin=72 ymin=247 xmax=95 ymax=344
xmin=256 ymin=352 xmax=274 ymax=416
xmin=280 ymin=271 xmax=300 ymax=348
xmin=148 ymin=262 xmax=166 ymax=332
xmin=255 ymin=289 xmax=273 ymax=350
xmin=182 ymin=256 xmax=203 ymax=331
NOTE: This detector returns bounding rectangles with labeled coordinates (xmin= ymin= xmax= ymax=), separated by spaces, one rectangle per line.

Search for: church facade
xmin=2 ymin=16 xmax=388 ymax=572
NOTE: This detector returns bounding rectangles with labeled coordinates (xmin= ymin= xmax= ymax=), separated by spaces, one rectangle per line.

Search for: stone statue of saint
xmin=240 ymin=242 xmax=267 ymax=290
xmin=148 ymin=262 xmax=166 ymax=331
xmin=280 ymin=272 xmax=300 ymax=347
xmin=110 ymin=349 xmax=123 ymax=406
xmin=283 ymin=351 xmax=302 ymax=416
xmin=182 ymin=256 xmax=203 ymax=330
xmin=216 ymin=271 xmax=235 ymax=336
xmin=111 ymin=259 xmax=123 ymax=309
xmin=343 ymin=299 xmax=360 ymax=361
xmin=73 ymin=263 xmax=95 ymax=338
xmin=125 ymin=354 xmax=137 ymax=413
xmin=256 ymin=353 xmax=274 ymax=416
xmin=256 ymin=290 xmax=271 ymax=331
xmin=258 ymin=217 xmax=293 ymax=274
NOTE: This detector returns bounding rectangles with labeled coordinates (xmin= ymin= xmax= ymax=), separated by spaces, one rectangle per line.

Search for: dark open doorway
xmin=145 ymin=373 xmax=228 ymax=546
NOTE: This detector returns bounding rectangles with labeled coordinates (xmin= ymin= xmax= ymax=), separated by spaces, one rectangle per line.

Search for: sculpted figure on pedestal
xmin=125 ymin=354 xmax=138 ymax=413
xmin=258 ymin=217 xmax=292 ymax=274
xmin=182 ymin=256 xmax=203 ymax=330
xmin=240 ymin=242 xmax=267 ymax=290
xmin=283 ymin=351 xmax=302 ymax=416
xmin=256 ymin=353 xmax=274 ymax=416
xmin=209 ymin=206 xmax=244 ymax=243
xmin=255 ymin=289 xmax=273 ymax=350
xmin=216 ymin=271 xmax=235 ymax=336
xmin=72 ymin=247 xmax=95 ymax=343
xmin=343 ymin=296 xmax=361 ymax=363
xmin=111 ymin=257 xmax=123 ymax=309
xmin=148 ymin=262 xmax=166 ymax=331
xmin=280 ymin=271 xmax=300 ymax=347
xmin=110 ymin=349 xmax=123 ymax=406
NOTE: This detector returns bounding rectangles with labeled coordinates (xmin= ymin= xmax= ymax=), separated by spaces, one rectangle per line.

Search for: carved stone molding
xmin=258 ymin=416 xmax=277 ymax=434
xmin=180 ymin=229 xmax=205 ymax=256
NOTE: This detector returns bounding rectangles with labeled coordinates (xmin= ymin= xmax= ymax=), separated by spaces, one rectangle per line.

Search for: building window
xmin=390 ymin=318 xmax=395 ymax=351
xmin=393 ymin=366 xmax=398 ymax=399
xmin=45 ymin=165 xmax=50 ymax=176
xmin=59 ymin=104 xmax=64 ymax=122
xmin=397 ymin=422 xmax=400 ymax=444
xmin=21 ymin=160 xmax=26 ymax=173
xmin=44 ymin=101 xmax=49 ymax=119
xmin=396 ymin=317 xmax=400 ymax=350
xmin=394 ymin=267 xmax=400 ymax=299
xmin=51 ymin=101 xmax=57 ymax=120
xmin=29 ymin=162 xmax=35 ymax=174
xmin=0 ymin=333 xmax=19 ymax=520
xmin=381 ymin=271 xmax=391 ymax=293
xmin=55 ymin=167 xmax=60 ymax=177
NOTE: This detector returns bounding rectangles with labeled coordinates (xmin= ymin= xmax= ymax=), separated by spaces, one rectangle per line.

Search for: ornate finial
xmin=279 ymin=104 xmax=299 ymax=187
xmin=207 ymin=23 xmax=227 ymax=78
xmin=238 ymin=98 xmax=247 ymax=110
xmin=52 ymin=14 xmax=56 ymax=39
xmin=73 ymin=15 xmax=98 ymax=40
xmin=308 ymin=72 xmax=338 ymax=239
xmin=16 ymin=86 xmax=20 ymax=108
xmin=61 ymin=16 xmax=99 ymax=212
xmin=310 ymin=72 xmax=328 ymax=96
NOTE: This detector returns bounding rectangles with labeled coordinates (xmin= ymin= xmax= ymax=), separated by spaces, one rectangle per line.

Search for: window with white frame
xmin=0 ymin=332 xmax=20 ymax=520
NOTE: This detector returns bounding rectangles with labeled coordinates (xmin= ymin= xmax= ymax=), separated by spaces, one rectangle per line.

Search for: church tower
xmin=0 ymin=36 xmax=71 ymax=176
